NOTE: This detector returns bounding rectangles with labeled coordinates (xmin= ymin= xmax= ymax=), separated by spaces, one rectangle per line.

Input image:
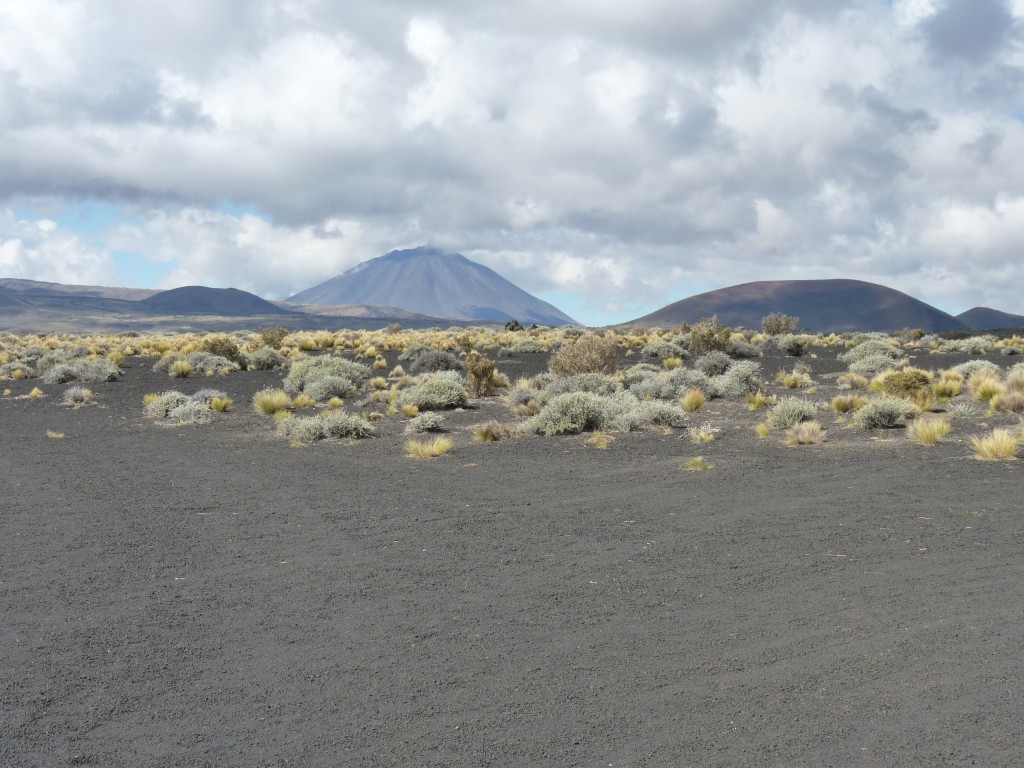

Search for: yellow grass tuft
xmin=253 ymin=388 xmax=292 ymax=415
xmin=406 ymin=435 xmax=454 ymax=459
xmin=973 ymin=378 xmax=1006 ymax=403
xmin=662 ymin=356 xmax=684 ymax=370
xmin=369 ymin=376 xmax=388 ymax=390
xmin=746 ymin=391 xmax=776 ymax=410
xmin=326 ymin=397 xmax=345 ymax=409
xmin=838 ymin=373 xmax=869 ymax=390
xmin=143 ymin=393 xmax=160 ymax=406
xmin=680 ymin=388 xmax=706 ymax=413
xmin=586 ymin=430 xmax=615 ymax=449
xmin=907 ymin=417 xmax=951 ymax=446
xmin=292 ymin=393 xmax=317 ymax=409
xmin=210 ymin=397 xmax=232 ymax=412
xmin=970 ymin=428 xmax=1019 ymax=461
xmin=785 ymin=420 xmax=826 ymax=445
xmin=401 ymin=403 xmax=420 ymax=418
xmin=754 ymin=422 xmax=770 ymax=439
xmin=28 ymin=387 xmax=43 ymax=398
xmin=831 ymin=394 xmax=868 ymax=413
xmin=171 ymin=359 xmax=193 ymax=378
xmin=683 ymin=456 xmax=714 ymax=471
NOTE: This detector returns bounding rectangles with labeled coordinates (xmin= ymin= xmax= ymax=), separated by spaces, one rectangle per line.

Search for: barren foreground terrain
xmin=3 ymin=349 xmax=1023 ymax=767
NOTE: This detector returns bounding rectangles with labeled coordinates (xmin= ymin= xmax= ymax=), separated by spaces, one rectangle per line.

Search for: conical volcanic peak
xmin=288 ymin=246 xmax=577 ymax=326
xmin=628 ymin=279 xmax=969 ymax=333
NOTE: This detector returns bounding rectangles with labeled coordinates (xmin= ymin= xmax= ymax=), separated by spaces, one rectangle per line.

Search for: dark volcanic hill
xmin=0 ymin=278 xmax=157 ymax=301
xmin=140 ymin=286 xmax=292 ymax=316
xmin=288 ymin=246 xmax=577 ymax=326
xmin=628 ymin=279 xmax=970 ymax=333
xmin=956 ymin=307 xmax=1024 ymax=330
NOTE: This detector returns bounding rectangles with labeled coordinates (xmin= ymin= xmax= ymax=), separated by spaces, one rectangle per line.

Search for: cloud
xmin=0 ymin=210 xmax=115 ymax=284
xmin=1 ymin=1 xmax=1024 ymax=322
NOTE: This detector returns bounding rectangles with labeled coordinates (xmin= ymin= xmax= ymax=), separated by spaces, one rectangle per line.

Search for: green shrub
xmin=524 ymin=391 xmax=609 ymax=435
xmin=304 ymin=375 xmax=358 ymax=402
xmin=42 ymin=358 xmax=122 ymax=384
xmin=545 ymin=373 xmax=622 ymax=397
xmin=284 ymin=355 xmax=371 ymax=393
xmin=693 ymin=350 xmax=731 ymax=376
xmin=642 ymin=339 xmax=686 ymax=360
xmin=465 ymin=351 xmax=496 ymax=397
xmin=396 ymin=371 xmax=468 ymax=410
xmin=877 ymin=369 xmax=931 ymax=398
xmin=610 ymin=399 xmax=685 ymax=431
xmin=405 ymin=412 xmax=446 ymax=434
xmin=848 ymin=354 xmax=902 ymax=376
xmin=776 ymin=334 xmax=807 ymax=356
xmin=257 ymin=326 xmax=289 ymax=349
xmin=716 ymin=360 xmax=763 ymax=397
xmin=241 ymin=348 xmax=286 ymax=370
xmin=277 ymin=411 xmax=375 ymax=441
xmin=548 ymin=334 xmax=619 ymax=376
xmin=409 ymin=349 xmax=466 ymax=376
xmin=144 ymin=391 xmax=191 ymax=418
xmin=687 ymin=316 xmax=732 ymax=357
xmin=201 ymin=335 xmax=242 ymax=364
xmin=167 ymin=400 xmax=212 ymax=424
xmin=852 ymin=395 xmax=915 ymax=429
xmin=761 ymin=313 xmax=800 ymax=336
xmin=768 ymin=397 xmax=818 ymax=428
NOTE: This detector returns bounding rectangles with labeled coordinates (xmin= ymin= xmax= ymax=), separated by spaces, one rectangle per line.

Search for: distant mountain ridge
xmin=956 ymin=307 xmax=1024 ymax=330
xmin=628 ymin=279 xmax=970 ymax=333
xmin=140 ymin=286 xmax=290 ymax=316
xmin=288 ymin=246 xmax=578 ymax=326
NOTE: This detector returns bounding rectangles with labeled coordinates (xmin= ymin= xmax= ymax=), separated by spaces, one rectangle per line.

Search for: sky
xmin=1 ymin=0 xmax=1024 ymax=325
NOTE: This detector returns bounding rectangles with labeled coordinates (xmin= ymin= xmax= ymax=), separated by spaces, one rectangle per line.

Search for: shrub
xmin=144 ymin=391 xmax=191 ymax=418
xmin=465 ymin=351 xmax=497 ymax=397
xmin=167 ymin=399 xmax=212 ymax=424
xmin=837 ymin=373 xmax=869 ymax=390
xmin=693 ymin=351 xmax=731 ymax=377
xmin=839 ymin=338 xmax=902 ymax=365
xmin=776 ymin=334 xmax=807 ymax=357
xmin=170 ymin=360 xmax=193 ymax=378
xmin=277 ymin=411 xmax=375 ymax=442
xmin=253 ymin=388 xmax=292 ymax=415
xmin=191 ymin=388 xmax=228 ymax=404
xmin=786 ymin=421 xmax=826 ymax=445
xmin=201 ymin=335 xmax=241 ymax=364
xmin=406 ymin=436 xmax=454 ymax=459
xmin=405 ymin=412 xmax=446 ymax=434
xmin=849 ymin=354 xmax=901 ymax=376
xmin=257 ymin=326 xmax=289 ymax=349
xmin=548 ymin=334 xmax=619 ymax=376
xmin=545 ymin=373 xmax=622 ymax=397
xmin=304 ymin=375 xmax=357 ymax=402
xmin=505 ymin=340 xmax=546 ymax=354
xmin=242 ymin=348 xmax=286 ymax=370
xmin=524 ymin=391 xmax=609 ymax=435
xmin=717 ymin=360 xmax=763 ymax=397
xmin=875 ymin=368 xmax=932 ymax=398
xmin=396 ymin=371 xmax=468 ymax=410
xmin=284 ymin=355 xmax=371 ymax=393
xmin=970 ymin=428 xmax=1019 ymax=460
xmin=688 ymin=316 xmax=732 ymax=357
xmin=852 ymin=395 xmax=916 ymax=429
xmin=769 ymin=397 xmax=818 ymax=428
xmin=642 ymin=339 xmax=686 ymax=360
xmin=729 ymin=340 xmax=761 ymax=359
xmin=610 ymin=399 xmax=685 ymax=431
xmin=61 ymin=386 xmax=95 ymax=407
xmin=953 ymin=359 xmax=999 ymax=377
xmin=761 ymin=313 xmax=800 ymax=336
xmin=42 ymin=358 xmax=122 ymax=384
xmin=907 ymin=418 xmax=951 ymax=446
xmin=946 ymin=401 xmax=982 ymax=420
xmin=409 ymin=349 xmax=466 ymax=376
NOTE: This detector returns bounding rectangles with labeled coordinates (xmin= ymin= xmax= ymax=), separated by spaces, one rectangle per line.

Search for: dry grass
xmin=1006 ymin=367 xmax=1024 ymax=393
xmin=292 ymin=393 xmax=317 ymax=409
xmin=171 ymin=359 xmax=193 ymax=378
xmin=46 ymin=430 xmax=65 ymax=439
xmin=838 ymin=373 xmax=869 ymax=390
xmin=586 ymin=430 xmax=615 ymax=449
xmin=831 ymin=394 xmax=868 ymax=413
xmin=142 ymin=393 xmax=160 ymax=406
xmin=369 ymin=376 xmax=388 ymax=390
xmin=973 ymin=378 xmax=1007 ymax=403
xmin=405 ymin=435 xmax=454 ymax=459
xmin=326 ymin=397 xmax=345 ymax=409
xmin=662 ymin=356 xmax=684 ymax=370
xmin=785 ymin=420 xmax=826 ymax=445
xmin=253 ymin=388 xmax=292 ymax=415
xmin=754 ymin=422 xmax=770 ymax=439
xmin=970 ymin=428 xmax=1019 ymax=461
xmin=993 ymin=391 xmax=1024 ymax=414
xmin=746 ymin=391 xmax=776 ymax=410
xmin=473 ymin=420 xmax=519 ymax=442
xmin=906 ymin=417 xmax=951 ymax=445
xmin=683 ymin=456 xmax=714 ymax=471
xmin=28 ymin=387 xmax=43 ymax=398
xmin=210 ymin=397 xmax=232 ymax=412
xmin=400 ymin=403 xmax=420 ymax=418
xmin=680 ymin=388 xmax=707 ymax=413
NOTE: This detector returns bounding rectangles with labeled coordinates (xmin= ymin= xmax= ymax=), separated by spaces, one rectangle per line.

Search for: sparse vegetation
xmin=406 ymin=435 xmax=454 ymax=459
xmin=548 ymin=334 xmax=619 ymax=376
xmin=970 ymin=428 xmax=1019 ymax=461
xmin=253 ymin=388 xmax=293 ymax=415
xmin=907 ymin=418 xmax=951 ymax=446
xmin=786 ymin=420 xmax=826 ymax=445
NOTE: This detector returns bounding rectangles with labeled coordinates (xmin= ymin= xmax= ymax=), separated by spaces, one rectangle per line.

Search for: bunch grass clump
xmin=970 ymin=428 xmax=1019 ymax=461
xmin=786 ymin=420 xmax=826 ymax=445
xmin=61 ymin=386 xmax=95 ymax=407
xmin=474 ymin=420 xmax=520 ymax=442
xmin=680 ymin=388 xmax=706 ymax=413
xmin=907 ymin=418 xmax=951 ymax=446
xmin=253 ymin=388 xmax=293 ymax=415
xmin=406 ymin=435 xmax=454 ymax=459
